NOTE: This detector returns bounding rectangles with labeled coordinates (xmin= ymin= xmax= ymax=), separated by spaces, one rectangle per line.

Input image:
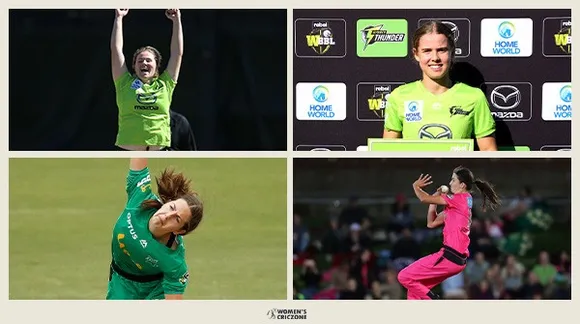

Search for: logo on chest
xmin=404 ymin=100 xmax=423 ymax=122
xmin=136 ymin=93 xmax=158 ymax=105
xmin=418 ymin=123 xmax=453 ymax=139
xmin=449 ymin=105 xmax=473 ymax=117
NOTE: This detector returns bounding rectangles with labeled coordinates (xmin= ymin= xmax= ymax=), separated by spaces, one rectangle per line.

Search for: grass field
xmin=9 ymin=158 xmax=287 ymax=300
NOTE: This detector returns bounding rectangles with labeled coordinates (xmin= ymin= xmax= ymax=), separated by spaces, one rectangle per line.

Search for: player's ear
xmin=412 ymin=47 xmax=420 ymax=63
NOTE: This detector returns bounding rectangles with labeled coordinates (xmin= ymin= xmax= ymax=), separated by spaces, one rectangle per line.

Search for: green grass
xmin=9 ymin=158 xmax=287 ymax=300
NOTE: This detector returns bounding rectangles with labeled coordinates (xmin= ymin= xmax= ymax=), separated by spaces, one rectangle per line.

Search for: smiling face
xmin=132 ymin=46 xmax=162 ymax=82
xmin=412 ymin=21 xmax=456 ymax=83
xmin=414 ymin=32 xmax=452 ymax=81
xmin=134 ymin=50 xmax=157 ymax=81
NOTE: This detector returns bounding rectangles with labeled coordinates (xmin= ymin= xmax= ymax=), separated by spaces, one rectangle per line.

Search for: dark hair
xmin=141 ymin=168 xmax=203 ymax=235
xmin=132 ymin=46 xmax=163 ymax=77
xmin=453 ymin=166 xmax=501 ymax=212
xmin=412 ymin=20 xmax=456 ymax=60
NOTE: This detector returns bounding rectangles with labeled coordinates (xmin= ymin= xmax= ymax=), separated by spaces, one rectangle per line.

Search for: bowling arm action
xmin=426 ymin=188 xmax=446 ymax=228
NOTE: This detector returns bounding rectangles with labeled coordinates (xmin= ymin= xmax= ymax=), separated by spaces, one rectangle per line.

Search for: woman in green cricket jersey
xmin=106 ymin=158 xmax=203 ymax=300
xmin=111 ymin=9 xmax=184 ymax=151
xmin=383 ymin=21 xmax=498 ymax=151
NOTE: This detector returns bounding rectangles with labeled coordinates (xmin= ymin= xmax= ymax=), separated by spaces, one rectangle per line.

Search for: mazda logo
xmin=442 ymin=21 xmax=459 ymax=43
xmin=490 ymin=85 xmax=521 ymax=110
xmin=418 ymin=124 xmax=453 ymax=139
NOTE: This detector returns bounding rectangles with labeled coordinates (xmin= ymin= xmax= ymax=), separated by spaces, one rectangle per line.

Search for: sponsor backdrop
xmin=293 ymin=9 xmax=571 ymax=151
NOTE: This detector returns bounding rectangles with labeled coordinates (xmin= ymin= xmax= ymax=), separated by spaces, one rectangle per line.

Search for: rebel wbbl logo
xmin=295 ymin=18 xmax=346 ymax=58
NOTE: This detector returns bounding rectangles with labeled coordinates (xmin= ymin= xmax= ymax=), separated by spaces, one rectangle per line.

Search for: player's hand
xmin=116 ymin=9 xmax=129 ymax=17
xmin=165 ymin=9 xmax=181 ymax=21
xmin=413 ymin=174 xmax=433 ymax=188
xmin=434 ymin=187 xmax=442 ymax=196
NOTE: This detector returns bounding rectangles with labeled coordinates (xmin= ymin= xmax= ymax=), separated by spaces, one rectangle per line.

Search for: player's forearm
xmin=171 ymin=18 xmax=184 ymax=56
xmin=129 ymin=158 xmax=148 ymax=171
xmin=414 ymin=185 xmax=446 ymax=205
xmin=427 ymin=204 xmax=438 ymax=223
xmin=111 ymin=17 xmax=124 ymax=52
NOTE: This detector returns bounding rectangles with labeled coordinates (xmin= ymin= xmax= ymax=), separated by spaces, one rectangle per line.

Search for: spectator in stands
xmin=293 ymin=213 xmax=310 ymax=255
xmin=339 ymin=196 xmax=369 ymax=227
xmin=321 ymin=217 xmax=346 ymax=254
xmin=520 ymin=271 xmax=544 ymax=299
xmin=350 ymin=249 xmax=379 ymax=291
xmin=441 ymin=272 xmax=467 ymax=299
xmin=339 ymin=278 xmax=366 ymax=300
xmin=300 ymin=259 xmax=322 ymax=299
xmin=501 ymin=254 xmax=525 ymax=297
xmin=387 ymin=193 xmax=414 ymax=242
xmin=556 ymin=250 xmax=571 ymax=278
xmin=469 ymin=218 xmax=499 ymax=260
xmin=366 ymin=280 xmax=386 ymax=299
xmin=390 ymin=227 xmax=421 ymax=271
xmin=344 ymin=223 xmax=371 ymax=253
xmin=381 ymin=269 xmax=403 ymax=299
xmin=531 ymin=251 xmax=558 ymax=287
xmin=472 ymin=280 xmax=494 ymax=299
xmin=465 ymin=252 xmax=489 ymax=288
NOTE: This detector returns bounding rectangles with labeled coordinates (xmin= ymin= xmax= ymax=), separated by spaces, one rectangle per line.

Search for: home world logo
xmin=267 ymin=308 xmax=308 ymax=320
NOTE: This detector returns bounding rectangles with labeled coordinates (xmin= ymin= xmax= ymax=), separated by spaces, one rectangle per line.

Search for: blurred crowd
xmin=293 ymin=187 xmax=571 ymax=300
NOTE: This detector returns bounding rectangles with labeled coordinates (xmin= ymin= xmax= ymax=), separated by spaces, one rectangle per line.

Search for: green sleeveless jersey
xmin=114 ymin=71 xmax=176 ymax=147
xmin=110 ymin=167 xmax=189 ymax=295
xmin=384 ymin=81 xmax=496 ymax=140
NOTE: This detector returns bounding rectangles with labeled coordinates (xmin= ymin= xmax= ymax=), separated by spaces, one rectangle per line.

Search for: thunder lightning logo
xmin=554 ymin=19 xmax=572 ymax=54
xmin=360 ymin=24 xmax=405 ymax=51
xmin=306 ymin=21 xmax=336 ymax=55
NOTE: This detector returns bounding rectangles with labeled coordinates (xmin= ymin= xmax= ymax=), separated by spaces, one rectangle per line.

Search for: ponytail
xmin=473 ymin=179 xmax=501 ymax=212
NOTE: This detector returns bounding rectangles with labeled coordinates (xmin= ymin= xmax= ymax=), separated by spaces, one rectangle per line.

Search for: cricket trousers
xmin=397 ymin=245 xmax=467 ymax=300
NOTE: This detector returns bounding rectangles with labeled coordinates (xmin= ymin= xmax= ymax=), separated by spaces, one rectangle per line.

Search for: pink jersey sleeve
xmin=441 ymin=194 xmax=457 ymax=208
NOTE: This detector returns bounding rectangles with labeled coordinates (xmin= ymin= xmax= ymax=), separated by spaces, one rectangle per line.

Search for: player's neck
xmin=150 ymin=230 xmax=178 ymax=249
xmin=421 ymin=76 xmax=452 ymax=95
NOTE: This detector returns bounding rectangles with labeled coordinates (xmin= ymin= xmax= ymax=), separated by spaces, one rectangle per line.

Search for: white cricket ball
xmin=440 ymin=185 xmax=449 ymax=193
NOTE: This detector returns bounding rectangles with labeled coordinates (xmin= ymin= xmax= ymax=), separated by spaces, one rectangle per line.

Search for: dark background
xmin=9 ymin=9 xmax=287 ymax=151
xmin=293 ymin=9 xmax=571 ymax=151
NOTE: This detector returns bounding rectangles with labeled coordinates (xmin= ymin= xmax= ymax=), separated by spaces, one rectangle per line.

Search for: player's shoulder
xmin=391 ymin=81 xmax=421 ymax=97
xmin=453 ymin=82 xmax=486 ymax=98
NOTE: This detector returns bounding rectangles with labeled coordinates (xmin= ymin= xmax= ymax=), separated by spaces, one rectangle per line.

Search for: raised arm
xmin=165 ymin=9 xmax=184 ymax=82
xmin=111 ymin=9 xmax=129 ymax=81
xmin=129 ymin=158 xmax=148 ymax=171
xmin=412 ymin=174 xmax=448 ymax=205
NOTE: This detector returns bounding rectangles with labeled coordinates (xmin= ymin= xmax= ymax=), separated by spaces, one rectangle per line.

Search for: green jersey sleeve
xmin=158 ymin=71 xmax=177 ymax=100
xmin=125 ymin=167 xmax=155 ymax=208
xmin=384 ymin=90 xmax=403 ymax=132
xmin=472 ymin=89 xmax=496 ymax=138
xmin=162 ymin=260 xmax=190 ymax=295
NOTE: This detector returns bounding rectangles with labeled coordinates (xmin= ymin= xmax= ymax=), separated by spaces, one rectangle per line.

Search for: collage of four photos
xmin=7 ymin=8 xmax=571 ymax=303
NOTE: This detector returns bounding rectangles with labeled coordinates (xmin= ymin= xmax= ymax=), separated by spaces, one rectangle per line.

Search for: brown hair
xmin=453 ymin=166 xmax=501 ymax=212
xmin=141 ymin=168 xmax=203 ymax=235
xmin=412 ymin=20 xmax=456 ymax=60
xmin=132 ymin=46 xmax=163 ymax=77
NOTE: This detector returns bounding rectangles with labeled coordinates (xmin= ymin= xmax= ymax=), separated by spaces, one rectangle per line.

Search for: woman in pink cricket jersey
xmin=397 ymin=166 xmax=500 ymax=299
